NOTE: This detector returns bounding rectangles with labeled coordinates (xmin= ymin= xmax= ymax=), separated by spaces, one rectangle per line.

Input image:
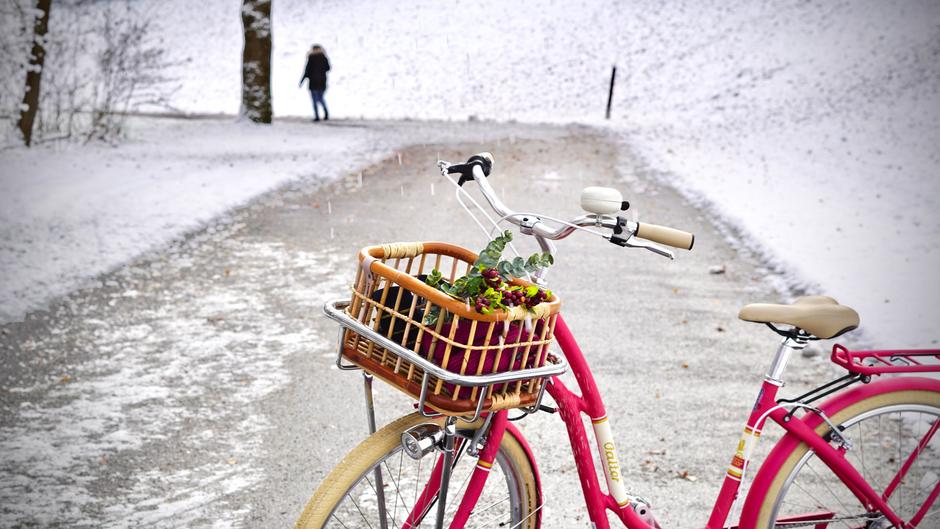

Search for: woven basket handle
xmin=381 ymin=242 xmax=424 ymax=259
xmin=360 ymin=242 xmax=424 ymax=293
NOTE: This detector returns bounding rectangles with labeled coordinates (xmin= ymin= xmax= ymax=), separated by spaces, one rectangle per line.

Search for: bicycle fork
xmin=363 ymin=373 xmax=458 ymax=529
xmin=434 ymin=417 xmax=459 ymax=529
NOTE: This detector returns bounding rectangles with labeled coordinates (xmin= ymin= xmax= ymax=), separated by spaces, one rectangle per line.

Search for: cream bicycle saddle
xmin=739 ymin=295 xmax=860 ymax=339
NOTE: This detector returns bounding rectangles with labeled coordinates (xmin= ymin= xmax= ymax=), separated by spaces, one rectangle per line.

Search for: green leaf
xmin=493 ymin=230 xmax=513 ymax=249
xmin=473 ymin=231 xmax=513 ymax=268
xmin=425 ymin=268 xmax=443 ymax=288
xmin=465 ymin=276 xmax=484 ymax=296
xmin=496 ymin=260 xmax=513 ymax=279
xmin=423 ymin=306 xmax=440 ymax=326
xmin=525 ymin=285 xmax=539 ymax=297
xmin=523 ymin=252 xmax=555 ymax=274
xmin=525 ymin=254 xmax=540 ymax=272
xmin=479 ymin=252 xmax=499 ymax=268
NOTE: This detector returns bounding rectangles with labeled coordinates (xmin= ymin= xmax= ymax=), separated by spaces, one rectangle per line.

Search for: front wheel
xmin=746 ymin=387 xmax=940 ymax=529
xmin=295 ymin=412 xmax=540 ymax=529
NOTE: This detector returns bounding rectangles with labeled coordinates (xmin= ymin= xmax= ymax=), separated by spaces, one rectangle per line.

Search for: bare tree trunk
xmin=17 ymin=0 xmax=52 ymax=146
xmin=240 ymin=0 xmax=272 ymax=124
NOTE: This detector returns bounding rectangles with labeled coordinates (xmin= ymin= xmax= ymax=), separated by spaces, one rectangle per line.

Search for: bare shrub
xmin=2 ymin=0 xmax=177 ymax=145
xmin=85 ymin=1 xmax=178 ymax=142
xmin=0 ymin=0 xmax=34 ymax=141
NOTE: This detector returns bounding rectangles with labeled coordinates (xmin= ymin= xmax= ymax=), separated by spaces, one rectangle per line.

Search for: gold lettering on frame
xmin=604 ymin=441 xmax=621 ymax=481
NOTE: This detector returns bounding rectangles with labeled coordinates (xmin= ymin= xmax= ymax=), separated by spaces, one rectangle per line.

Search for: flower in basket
xmin=419 ymin=232 xmax=555 ymax=397
xmin=422 ymin=230 xmax=553 ymax=325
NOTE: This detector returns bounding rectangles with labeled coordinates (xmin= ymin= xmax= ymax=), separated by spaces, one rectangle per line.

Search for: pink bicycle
xmin=296 ymin=153 xmax=940 ymax=529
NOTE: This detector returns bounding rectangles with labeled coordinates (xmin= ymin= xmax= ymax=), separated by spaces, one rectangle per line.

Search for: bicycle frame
xmin=314 ymin=156 xmax=939 ymax=529
xmin=427 ymin=315 xmax=940 ymax=529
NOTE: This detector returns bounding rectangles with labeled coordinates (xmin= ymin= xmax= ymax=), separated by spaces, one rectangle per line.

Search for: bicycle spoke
xmin=444 ymin=463 xmax=477 ymax=519
xmin=771 ymin=403 xmax=940 ymax=529
xmin=920 ymin=505 xmax=940 ymax=520
xmin=858 ymin=418 xmax=869 ymax=490
xmin=379 ymin=459 xmax=409 ymax=528
xmin=805 ymin=458 xmax=854 ymax=515
xmin=348 ymin=490 xmax=377 ymax=529
xmin=789 ymin=478 xmax=829 ymax=510
xmin=413 ymin=490 xmax=439 ymax=528
xmin=898 ymin=411 xmax=903 ymax=512
xmin=386 ymin=452 xmax=405 ymax=528
xmin=363 ymin=475 xmax=390 ymax=529
xmin=413 ymin=455 xmax=422 ymax=522
xmin=476 ymin=502 xmax=541 ymax=529
xmin=471 ymin=495 xmax=510 ymax=516
xmin=331 ymin=512 xmax=353 ymax=529
xmin=779 ymin=496 xmax=830 ymax=512
xmin=878 ymin=413 xmax=887 ymax=491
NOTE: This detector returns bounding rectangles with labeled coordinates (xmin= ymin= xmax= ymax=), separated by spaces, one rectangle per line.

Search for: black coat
xmin=301 ymin=53 xmax=331 ymax=91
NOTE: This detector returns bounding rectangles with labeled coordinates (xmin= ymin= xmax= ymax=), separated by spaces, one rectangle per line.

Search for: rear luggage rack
xmin=830 ymin=344 xmax=940 ymax=376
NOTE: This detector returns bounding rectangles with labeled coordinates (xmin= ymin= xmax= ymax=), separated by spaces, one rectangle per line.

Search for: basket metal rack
xmin=324 ymin=299 xmax=569 ymax=422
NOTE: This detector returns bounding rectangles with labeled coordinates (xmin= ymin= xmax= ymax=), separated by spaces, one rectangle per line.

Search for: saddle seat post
xmin=766 ymin=333 xmax=808 ymax=386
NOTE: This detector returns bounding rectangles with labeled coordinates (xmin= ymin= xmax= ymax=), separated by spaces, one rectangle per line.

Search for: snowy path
xmin=0 ymin=118 xmax=394 ymax=325
xmin=0 ymin=120 xmax=845 ymax=528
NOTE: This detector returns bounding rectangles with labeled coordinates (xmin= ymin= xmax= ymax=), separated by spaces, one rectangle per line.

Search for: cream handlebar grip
xmin=635 ymin=222 xmax=695 ymax=250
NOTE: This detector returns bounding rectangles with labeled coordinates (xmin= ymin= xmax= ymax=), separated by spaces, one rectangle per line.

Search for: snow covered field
xmin=154 ymin=0 xmax=938 ymax=346
xmin=0 ymin=118 xmax=542 ymax=326
xmin=0 ymin=119 xmax=394 ymax=323
xmin=2 ymin=1 xmax=938 ymax=341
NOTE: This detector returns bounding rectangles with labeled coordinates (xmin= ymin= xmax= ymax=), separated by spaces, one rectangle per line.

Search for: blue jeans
xmin=310 ymin=90 xmax=328 ymax=120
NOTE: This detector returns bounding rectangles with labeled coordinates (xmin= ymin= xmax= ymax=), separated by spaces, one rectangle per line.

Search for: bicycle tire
xmin=744 ymin=387 xmax=940 ymax=529
xmin=295 ymin=412 xmax=540 ymax=529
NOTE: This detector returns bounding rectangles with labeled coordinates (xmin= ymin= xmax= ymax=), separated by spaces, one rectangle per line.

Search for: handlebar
xmin=635 ymin=222 xmax=695 ymax=251
xmin=443 ymin=152 xmax=694 ymax=258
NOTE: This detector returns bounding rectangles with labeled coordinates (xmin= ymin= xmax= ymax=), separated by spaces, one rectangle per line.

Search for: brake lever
xmin=608 ymin=234 xmax=675 ymax=260
xmin=609 ymin=217 xmax=675 ymax=259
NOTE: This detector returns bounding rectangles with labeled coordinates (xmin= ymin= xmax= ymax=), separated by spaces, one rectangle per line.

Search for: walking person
xmin=299 ymin=44 xmax=331 ymax=121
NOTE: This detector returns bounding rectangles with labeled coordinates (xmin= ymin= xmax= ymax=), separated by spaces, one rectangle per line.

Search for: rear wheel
xmin=753 ymin=390 xmax=940 ymax=528
xmin=295 ymin=412 xmax=540 ymax=529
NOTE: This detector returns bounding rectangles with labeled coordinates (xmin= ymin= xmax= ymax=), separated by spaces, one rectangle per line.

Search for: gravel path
xmin=0 ymin=120 xmax=845 ymax=528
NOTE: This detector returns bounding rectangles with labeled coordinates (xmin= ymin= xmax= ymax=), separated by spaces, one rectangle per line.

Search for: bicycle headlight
xmin=401 ymin=423 xmax=444 ymax=460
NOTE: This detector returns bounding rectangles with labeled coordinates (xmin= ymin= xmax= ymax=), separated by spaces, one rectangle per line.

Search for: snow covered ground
xmin=152 ymin=0 xmax=939 ymax=346
xmin=2 ymin=2 xmax=937 ymax=339
xmin=0 ymin=118 xmax=545 ymax=326
xmin=0 ymin=118 xmax=395 ymax=324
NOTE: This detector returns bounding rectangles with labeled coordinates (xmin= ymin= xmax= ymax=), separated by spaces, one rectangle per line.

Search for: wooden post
xmin=605 ymin=65 xmax=617 ymax=120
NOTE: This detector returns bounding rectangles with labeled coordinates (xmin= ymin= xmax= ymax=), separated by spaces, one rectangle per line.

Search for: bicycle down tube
xmin=436 ymin=314 xmax=655 ymax=529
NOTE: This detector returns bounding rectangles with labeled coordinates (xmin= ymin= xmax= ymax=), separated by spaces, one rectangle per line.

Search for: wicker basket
xmin=341 ymin=241 xmax=562 ymax=416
